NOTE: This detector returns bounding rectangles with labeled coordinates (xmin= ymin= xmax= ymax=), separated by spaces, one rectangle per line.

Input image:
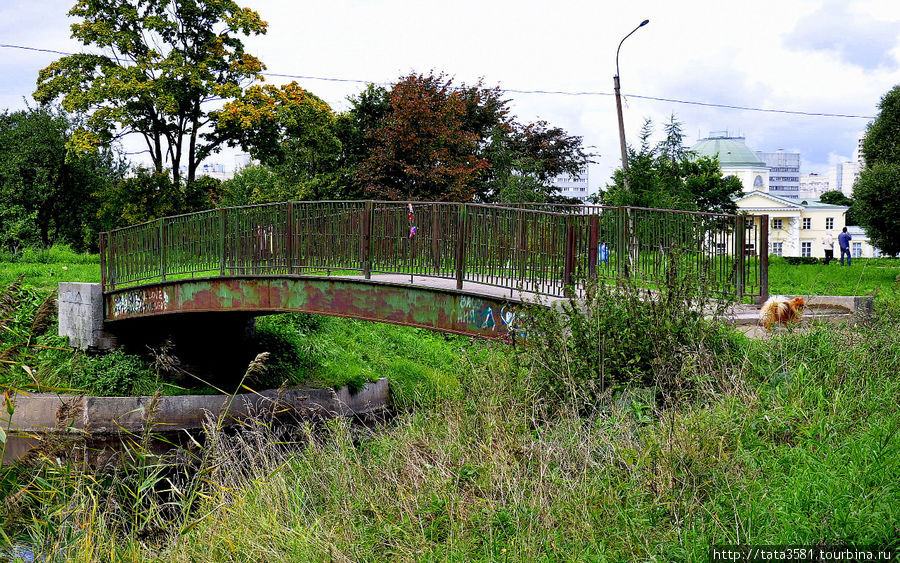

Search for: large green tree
xmin=0 ymin=107 xmax=123 ymax=251
xmin=213 ymin=82 xmax=342 ymax=200
xmin=855 ymin=85 xmax=900 ymax=255
xmin=34 ymin=0 xmax=267 ymax=186
xmin=854 ymin=161 xmax=900 ymax=255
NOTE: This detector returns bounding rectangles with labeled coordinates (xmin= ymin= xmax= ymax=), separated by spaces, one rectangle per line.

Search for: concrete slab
xmin=2 ymin=379 xmax=389 ymax=436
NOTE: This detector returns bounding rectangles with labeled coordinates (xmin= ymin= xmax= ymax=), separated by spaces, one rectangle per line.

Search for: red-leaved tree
xmin=356 ymin=73 xmax=494 ymax=201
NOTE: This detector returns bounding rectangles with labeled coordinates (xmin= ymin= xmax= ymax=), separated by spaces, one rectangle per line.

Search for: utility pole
xmin=614 ymin=19 xmax=649 ymax=191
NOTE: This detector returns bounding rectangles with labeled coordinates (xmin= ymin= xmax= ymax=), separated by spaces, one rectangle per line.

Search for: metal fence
xmin=100 ymin=201 xmax=768 ymax=300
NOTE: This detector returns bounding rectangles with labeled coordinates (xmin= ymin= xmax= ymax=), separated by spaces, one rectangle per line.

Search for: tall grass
xmin=2 ymin=253 xmax=899 ymax=560
xmin=3 ymin=290 xmax=898 ymax=560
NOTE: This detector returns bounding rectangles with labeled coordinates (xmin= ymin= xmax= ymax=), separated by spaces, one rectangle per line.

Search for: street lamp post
xmin=614 ymin=19 xmax=649 ymax=191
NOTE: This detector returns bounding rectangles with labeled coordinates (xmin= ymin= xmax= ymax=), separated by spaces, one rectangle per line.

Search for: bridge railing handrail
xmin=100 ymin=200 xmax=768 ymax=301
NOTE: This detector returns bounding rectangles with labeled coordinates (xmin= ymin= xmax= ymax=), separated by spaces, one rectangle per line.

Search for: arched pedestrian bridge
xmin=97 ymin=201 xmax=769 ymax=340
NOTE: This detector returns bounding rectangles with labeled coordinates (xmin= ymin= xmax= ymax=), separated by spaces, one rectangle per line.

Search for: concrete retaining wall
xmin=1 ymin=379 xmax=389 ymax=435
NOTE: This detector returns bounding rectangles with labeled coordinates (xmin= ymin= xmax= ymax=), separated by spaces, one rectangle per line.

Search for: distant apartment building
xmin=235 ymin=152 xmax=252 ymax=172
xmin=799 ymin=172 xmax=831 ymax=199
xmin=550 ymin=166 xmax=591 ymax=202
xmin=827 ymin=131 xmax=865 ymax=197
xmin=839 ymin=161 xmax=860 ymax=196
xmin=756 ymin=150 xmax=801 ymax=199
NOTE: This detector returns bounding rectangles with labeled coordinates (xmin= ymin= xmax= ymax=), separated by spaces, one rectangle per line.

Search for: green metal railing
xmin=100 ymin=201 xmax=768 ymax=300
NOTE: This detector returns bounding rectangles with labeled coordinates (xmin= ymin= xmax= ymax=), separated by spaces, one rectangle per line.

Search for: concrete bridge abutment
xmin=58 ymin=282 xmax=116 ymax=351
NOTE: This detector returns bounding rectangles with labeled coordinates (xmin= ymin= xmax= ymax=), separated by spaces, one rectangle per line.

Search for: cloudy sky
xmin=1 ymin=0 xmax=898 ymax=192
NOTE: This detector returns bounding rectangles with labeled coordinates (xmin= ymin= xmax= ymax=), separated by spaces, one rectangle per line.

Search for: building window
xmin=772 ymin=219 xmax=783 ymax=230
xmin=802 ymin=218 xmax=811 ymax=230
xmin=772 ymin=242 xmax=783 ymax=256
xmin=801 ymin=242 xmax=812 ymax=257
xmin=826 ymin=217 xmax=834 ymax=230
xmin=754 ymin=175 xmax=764 ymax=188
xmin=852 ymin=242 xmax=862 ymax=258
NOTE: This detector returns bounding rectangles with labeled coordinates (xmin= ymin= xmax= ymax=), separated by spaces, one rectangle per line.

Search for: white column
xmin=787 ymin=217 xmax=800 ymax=256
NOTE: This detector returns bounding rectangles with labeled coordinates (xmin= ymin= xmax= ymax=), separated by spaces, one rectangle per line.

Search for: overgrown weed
xmin=521 ymin=263 xmax=739 ymax=416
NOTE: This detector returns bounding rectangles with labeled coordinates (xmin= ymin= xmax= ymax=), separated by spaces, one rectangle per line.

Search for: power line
xmin=0 ymin=43 xmax=73 ymax=56
xmin=1 ymin=42 xmax=876 ymax=119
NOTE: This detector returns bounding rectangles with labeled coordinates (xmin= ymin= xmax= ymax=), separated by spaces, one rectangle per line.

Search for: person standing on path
xmin=838 ymin=227 xmax=852 ymax=266
xmin=822 ymin=232 xmax=835 ymax=265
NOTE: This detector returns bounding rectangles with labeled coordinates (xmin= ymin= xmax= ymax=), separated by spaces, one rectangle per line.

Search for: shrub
xmin=520 ymin=264 xmax=738 ymax=414
xmin=71 ymin=350 xmax=157 ymax=396
xmin=783 ymin=256 xmax=820 ymax=265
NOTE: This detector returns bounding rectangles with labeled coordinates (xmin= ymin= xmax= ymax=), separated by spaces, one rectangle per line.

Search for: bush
xmin=71 ymin=350 xmax=158 ymax=396
xmin=783 ymin=256 xmax=820 ymax=265
xmin=520 ymin=265 xmax=738 ymax=414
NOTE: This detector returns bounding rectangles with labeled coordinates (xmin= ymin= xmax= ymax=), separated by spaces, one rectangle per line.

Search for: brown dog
xmin=759 ymin=296 xmax=806 ymax=330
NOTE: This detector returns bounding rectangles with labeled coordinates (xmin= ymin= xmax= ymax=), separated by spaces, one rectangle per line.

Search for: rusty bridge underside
xmin=105 ymin=274 xmax=533 ymax=340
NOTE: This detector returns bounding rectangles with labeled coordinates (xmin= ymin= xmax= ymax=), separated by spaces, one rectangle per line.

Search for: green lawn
xmin=768 ymin=256 xmax=900 ymax=296
xmin=0 ymin=246 xmax=100 ymax=290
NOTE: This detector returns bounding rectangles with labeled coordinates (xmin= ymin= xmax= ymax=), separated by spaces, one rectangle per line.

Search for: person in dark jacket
xmin=838 ymin=227 xmax=852 ymax=266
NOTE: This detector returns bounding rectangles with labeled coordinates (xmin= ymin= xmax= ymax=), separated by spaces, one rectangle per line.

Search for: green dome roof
xmin=691 ymin=136 xmax=766 ymax=167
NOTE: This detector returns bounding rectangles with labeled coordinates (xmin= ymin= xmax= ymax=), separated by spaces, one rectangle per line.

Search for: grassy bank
xmin=164 ymin=323 xmax=898 ymax=560
xmin=1 ymin=276 xmax=898 ymax=559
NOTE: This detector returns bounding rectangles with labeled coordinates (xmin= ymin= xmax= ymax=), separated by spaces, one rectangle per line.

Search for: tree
xmin=356 ymin=73 xmax=490 ymax=201
xmin=854 ymin=162 xmax=900 ymax=255
xmin=855 ymin=85 xmax=900 ymax=255
xmin=819 ymin=190 xmax=856 ymax=225
xmin=213 ymin=82 xmax=342 ymax=199
xmin=861 ymin=85 xmax=900 ymax=166
xmin=819 ymin=190 xmax=853 ymax=206
xmin=601 ymin=116 xmax=742 ymax=214
xmin=348 ymin=72 xmax=590 ymax=202
xmin=94 ymin=168 xmax=220 ymax=230
xmin=489 ymin=121 xmax=590 ymax=203
xmin=34 ymin=0 xmax=267 ymax=186
xmin=0 ymin=106 xmax=123 ymax=251
xmin=218 ymin=164 xmax=287 ymax=206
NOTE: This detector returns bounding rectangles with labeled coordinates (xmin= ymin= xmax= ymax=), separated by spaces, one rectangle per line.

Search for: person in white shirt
xmin=822 ymin=232 xmax=835 ymax=265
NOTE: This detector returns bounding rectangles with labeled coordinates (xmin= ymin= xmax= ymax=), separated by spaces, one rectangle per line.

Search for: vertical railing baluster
xmin=733 ymin=215 xmax=745 ymax=298
xmin=456 ymin=204 xmax=467 ymax=290
xmin=362 ymin=200 xmax=372 ymax=279
xmin=759 ymin=214 xmax=769 ymax=303
xmin=285 ymin=201 xmax=294 ymax=275
xmin=159 ymin=217 xmax=167 ymax=282
xmin=563 ymin=215 xmax=574 ymax=289
xmin=219 ymin=208 xmax=226 ymax=277
xmin=99 ymin=232 xmax=107 ymax=292
xmin=432 ymin=203 xmax=440 ymax=274
xmin=588 ymin=214 xmax=599 ymax=278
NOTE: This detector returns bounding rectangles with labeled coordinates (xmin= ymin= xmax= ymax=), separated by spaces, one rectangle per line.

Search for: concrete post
xmin=57 ymin=282 xmax=115 ymax=350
